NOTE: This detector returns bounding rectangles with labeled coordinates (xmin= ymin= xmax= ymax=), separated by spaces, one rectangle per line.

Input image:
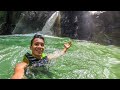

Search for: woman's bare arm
xmin=11 ymin=62 xmax=28 ymax=79
xmin=47 ymin=42 xmax=72 ymax=60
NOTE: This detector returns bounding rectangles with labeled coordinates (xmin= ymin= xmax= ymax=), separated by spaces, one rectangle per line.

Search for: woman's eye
xmin=34 ymin=43 xmax=44 ymax=47
xmin=41 ymin=44 xmax=44 ymax=47
xmin=35 ymin=43 xmax=39 ymax=46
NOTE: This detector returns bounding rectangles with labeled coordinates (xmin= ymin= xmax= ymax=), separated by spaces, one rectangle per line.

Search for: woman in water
xmin=11 ymin=34 xmax=72 ymax=79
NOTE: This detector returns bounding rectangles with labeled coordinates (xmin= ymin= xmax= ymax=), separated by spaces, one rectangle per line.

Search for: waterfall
xmin=38 ymin=11 xmax=60 ymax=35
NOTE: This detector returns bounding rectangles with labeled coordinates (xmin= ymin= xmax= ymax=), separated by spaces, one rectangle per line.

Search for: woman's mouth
xmin=35 ymin=49 xmax=43 ymax=54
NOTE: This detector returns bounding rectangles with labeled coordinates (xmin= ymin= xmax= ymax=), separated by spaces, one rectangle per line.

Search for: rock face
xmin=12 ymin=11 xmax=55 ymax=34
xmin=60 ymin=11 xmax=82 ymax=39
xmin=0 ymin=11 xmax=21 ymax=35
xmin=90 ymin=11 xmax=120 ymax=46
xmin=61 ymin=11 xmax=120 ymax=46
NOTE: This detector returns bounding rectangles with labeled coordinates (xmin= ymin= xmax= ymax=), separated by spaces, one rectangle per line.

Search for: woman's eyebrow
xmin=34 ymin=42 xmax=44 ymax=44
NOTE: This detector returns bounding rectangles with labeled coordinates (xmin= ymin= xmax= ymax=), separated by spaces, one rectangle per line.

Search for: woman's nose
xmin=38 ymin=44 xmax=42 ymax=48
xmin=37 ymin=44 xmax=44 ymax=50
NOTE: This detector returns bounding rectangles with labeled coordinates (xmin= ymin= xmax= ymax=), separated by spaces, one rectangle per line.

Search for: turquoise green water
xmin=0 ymin=34 xmax=120 ymax=79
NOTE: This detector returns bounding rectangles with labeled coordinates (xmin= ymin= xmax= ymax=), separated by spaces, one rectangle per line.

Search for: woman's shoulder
xmin=22 ymin=52 xmax=31 ymax=64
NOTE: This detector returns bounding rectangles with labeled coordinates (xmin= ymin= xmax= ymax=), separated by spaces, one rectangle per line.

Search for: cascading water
xmin=38 ymin=11 xmax=60 ymax=35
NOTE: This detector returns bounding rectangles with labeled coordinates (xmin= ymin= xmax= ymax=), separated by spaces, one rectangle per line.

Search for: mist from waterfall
xmin=80 ymin=11 xmax=95 ymax=40
xmin=12 ymin=13 xmax=25 ymax=34
xmin=80 ymin=11 xmax=106 ymax=40
xmin=89 ymin=11 xmax=106 ymax=15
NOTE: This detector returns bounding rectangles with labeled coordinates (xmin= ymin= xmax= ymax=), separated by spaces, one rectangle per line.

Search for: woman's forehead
xmin=33 ymin=38 xmax=44 ymax=43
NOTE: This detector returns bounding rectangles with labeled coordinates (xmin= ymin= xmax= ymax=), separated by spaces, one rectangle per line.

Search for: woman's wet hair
xmin=31 ymin=34 xmax=44 ymax=46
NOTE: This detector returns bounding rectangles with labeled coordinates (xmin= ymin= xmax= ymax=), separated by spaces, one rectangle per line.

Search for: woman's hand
xmin=47 ymin=41 xmax=72 ymax=60
xmin=64 ymin=41 xmax=72 ymax=49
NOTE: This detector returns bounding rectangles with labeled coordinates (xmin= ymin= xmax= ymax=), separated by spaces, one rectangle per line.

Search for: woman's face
xmin=30 ymin=38 xmax=44 ymax=58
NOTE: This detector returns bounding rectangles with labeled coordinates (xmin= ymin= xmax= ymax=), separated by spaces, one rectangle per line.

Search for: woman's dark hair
xmin=31 ymin=34 xmax=45 ymax=46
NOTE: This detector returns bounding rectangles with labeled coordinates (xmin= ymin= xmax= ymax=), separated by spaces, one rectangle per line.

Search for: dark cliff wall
xmin=91 ymin=11 xmax=120 ymax=45
xmin=61 ymin=11 xmax=120 ymax=46
xmin=0 ymin=11 xmax=22 ymax=35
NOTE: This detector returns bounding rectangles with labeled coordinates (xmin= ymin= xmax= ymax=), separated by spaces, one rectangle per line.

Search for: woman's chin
xmin=36 ymin=52 xmax=42 ymax=56
xmin=34 ymin=53 xmax=42 ymax=58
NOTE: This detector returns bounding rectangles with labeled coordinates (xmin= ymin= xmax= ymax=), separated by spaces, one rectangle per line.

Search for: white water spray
xmin=38 ymin=11 xmax=60 ymax=35
xmin=89 ymin=11 xmax=106 ymax=15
